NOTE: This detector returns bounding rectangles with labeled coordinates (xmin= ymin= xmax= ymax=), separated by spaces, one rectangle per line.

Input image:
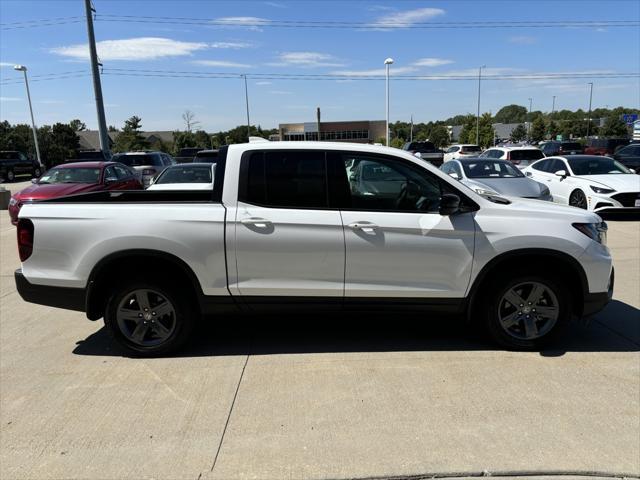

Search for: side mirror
xmin=449 ymin=172 xmax=460 ymax=180
xmin=439 ymin=193 xmax=461 ymax=216
xmin=555 ymin=170 xmax=567 ymax=177
xmin=105 ymin=177 xmax=118 ymax=184
xmin=414 ymin=152 xmax=422 ymax=159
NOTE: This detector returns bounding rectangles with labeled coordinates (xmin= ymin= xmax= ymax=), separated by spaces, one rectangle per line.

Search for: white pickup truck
xmin=15 ymin=142 xmax=613 ymax=355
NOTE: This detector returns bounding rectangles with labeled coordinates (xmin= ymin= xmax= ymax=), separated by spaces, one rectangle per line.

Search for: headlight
xmin=590 ymin=185 xmax=615 ymax=194
xmin=474 ymin=187 xmax=499 ymax=196
xmin=573 ymin=221 xmax=607 ymax=245
xmin=8 ymin=197 xmax=17 ymax=207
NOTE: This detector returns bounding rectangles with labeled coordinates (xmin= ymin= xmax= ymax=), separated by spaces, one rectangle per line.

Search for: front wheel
xmin=482 ymin=275 xmax=571 ymax=349
xmin=104 ymin=282 xmax=195 ymax=356
xmin=569 ymin=189 xmax=588 ymax=209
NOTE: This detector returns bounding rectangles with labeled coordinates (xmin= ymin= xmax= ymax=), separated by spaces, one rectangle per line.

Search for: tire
xmin=6 ymin=169 xmax=15 ymax=182
xmin=482 ymin=274 xmax=571 ymax=350
xmin=569 ymin=189 xmax=588 ymax=209
xmin=104 ymin=280 xmax=196 ymax=356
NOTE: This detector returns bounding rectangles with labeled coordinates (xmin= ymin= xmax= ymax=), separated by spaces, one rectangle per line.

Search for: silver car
xmin=441 ymin=158 xmax=552 ymax=200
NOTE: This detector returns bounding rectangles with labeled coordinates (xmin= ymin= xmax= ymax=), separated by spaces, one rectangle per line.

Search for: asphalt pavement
xmin=1 ymin=179 xmax=638 ymax=480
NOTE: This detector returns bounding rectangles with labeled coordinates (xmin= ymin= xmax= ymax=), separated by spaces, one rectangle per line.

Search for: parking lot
xmin=0 ymin=179 xmax=638 ymax=480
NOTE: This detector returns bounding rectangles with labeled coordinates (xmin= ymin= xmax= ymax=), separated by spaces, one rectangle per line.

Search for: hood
xmin=465 ymin=177 xmax=544 ymax=197
xmin=574 ymin=174 xmax=640 ymax=192
xmin=13 ymin=182 xmax=102 ymax=201
xmin=495 ymin=195 xmax=602 ymax=223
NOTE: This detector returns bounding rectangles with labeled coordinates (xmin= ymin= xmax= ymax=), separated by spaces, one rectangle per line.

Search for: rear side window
xmin=510 ymin=150 xmax=544 ymax=161
xmin=240 ymin=150 xmax=328 ymax=208
xmin=532 ymin=159 xmax=550 ymax=171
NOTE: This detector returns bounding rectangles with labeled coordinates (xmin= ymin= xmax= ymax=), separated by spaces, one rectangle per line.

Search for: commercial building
xmin=279 ymin=120 xmax=387 ymax=143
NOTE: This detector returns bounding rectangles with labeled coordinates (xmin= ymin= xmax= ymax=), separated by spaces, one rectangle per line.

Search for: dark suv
xmin=0 ymin=151 xmax=43 ymax=182
xmin=401 ymin=141 xmax=445 ymax=166
xmin=111 ymin=151 xmax=175 ymax=187
xmin=584 ymin=138 xmax=629 ymax=156
xmin=540 ymin=141 xmax=584 ymax=156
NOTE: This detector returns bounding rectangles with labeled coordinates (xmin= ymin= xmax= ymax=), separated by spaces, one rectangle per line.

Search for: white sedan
xmin=523 ymin=155 xmax=640 ymax=213
xmin=147 ymin=163 xmax=215 ymax=191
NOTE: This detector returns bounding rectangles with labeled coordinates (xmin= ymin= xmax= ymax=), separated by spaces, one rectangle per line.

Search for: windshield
xmin=510 ymin=149 xmax=544 ymax=161
xmin=461 ymin=145 xmax=481 ymax=153
xmin=38 ymin=167 xmax=101 ymax=184
xmin=568 ymin=157 xmax=631 ymax=175
xmin=155 ymin=165 xmax=213 ymax=184
xmin=562 ymin=142 xmax=583 ymax=151
xmin=407 ymin=142 xmax=436 ymax=153
xmin=113 ymin=154 xmax=162 ymax=167
xmin=462 ymin=160 xmax=524 ymax=178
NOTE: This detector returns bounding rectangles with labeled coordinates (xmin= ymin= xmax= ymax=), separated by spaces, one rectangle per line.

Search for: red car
xmin=8 ymin=161 xmax=143 ymax=225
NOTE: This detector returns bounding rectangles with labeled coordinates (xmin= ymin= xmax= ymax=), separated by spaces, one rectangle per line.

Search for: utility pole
xmin=476 ymin=65 xmax=485 ymax=146
xmin=84 ymin=0 xmax=110 ymax=158
xmin=410 ymin=114 xmax=413 ymax=142
xmin=527 ymin=97 xmax=533 ymax=142
xmin=316 ymin=107 xmax=321 ymax=141
xmin=384 ymin=58 xmax=393 ymax=146
xmin=243 ymin=74 xmax=251 ymax=141
xmin=552 ymin=95 xmax=556 ymax=114
xmin=13 ymin=65 xmax=41 ymax=165
xmin=586 ymin=82 xmax=594 ymax=138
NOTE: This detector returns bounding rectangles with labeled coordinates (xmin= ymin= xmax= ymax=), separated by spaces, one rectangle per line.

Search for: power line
xmin=0 ymin=17 xmax=84 ymax=30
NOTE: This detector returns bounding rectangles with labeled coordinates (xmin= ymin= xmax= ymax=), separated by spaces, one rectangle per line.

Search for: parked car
xmin=15 ymin=143 xmax=613 ymax=355
xmin=443 ymin=144 xmax=482 ymax=162
xmin=584 ymin=138 xmax=629 ymax=156
xmin=0 ymin=151 xmax=43 ymax=182
xmin=402 ymin=141 xmax=444 ymax=166
xmin=174 ymin=147 xmax=202 ymax=164
xmin=441 ymin=158 xmax=551 ymax=201
xmin=8 ymin=161 xmax=142 ymax=225
xmin=479 ymin=146 xmax=545 ymax=169
xmin=147 ymin=163 xmax=214 ymax=191
xmin=194 ymin=149 xmax=219 ymax=163
xmin=540 ymin=141 xmax=584 ymax=156
xmin=111 ymin=151 xmax=175 ymax=187
xmin=523 ymin=155 xmax=640 ymax=213
xmin=612 ymin=143 xmax=640 ymax=171
xmin=69 ymin=150 xmax=109 ymax=163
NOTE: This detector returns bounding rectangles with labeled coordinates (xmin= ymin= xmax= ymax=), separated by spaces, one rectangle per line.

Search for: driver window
xmin=342 ymin=154 xmax=442 ymax=213
xmin=104 ymin=166 xmax=117 ymax=181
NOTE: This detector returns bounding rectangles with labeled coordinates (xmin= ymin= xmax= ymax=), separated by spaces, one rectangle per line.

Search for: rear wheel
xmin=482 ymin=275 xmax=571 ymax=349
xmin=33 ymin=166 xmax=42 ymax=178
xmin=104 ymin=281 xmax=195 ymax=356
xmin=569 ymin=189 xmax=588 ymax=209
xmin=5 ymin=169 xmax=15 ymax=182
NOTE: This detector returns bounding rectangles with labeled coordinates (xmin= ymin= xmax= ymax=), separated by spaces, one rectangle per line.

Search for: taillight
xmin=17 ymin=219 xmax=34 ymax=262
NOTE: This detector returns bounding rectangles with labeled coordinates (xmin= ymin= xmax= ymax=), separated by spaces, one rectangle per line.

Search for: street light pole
xmin=243 ymin=74 xmax=251 ymax=142
xmin=476 ymin=65 xmax=485 ymax=146
xmin=527 ymin=97 xmax=533 ymax=141
xmin=552 ymin=95 xmax=556 ymax=114
xmin=384 ymin=58 xmax=393 ymax=146
xmin=13 ymin=65 xmax=41 ymax=165
xmin=586 ymin=82 xmax=594 ymax=138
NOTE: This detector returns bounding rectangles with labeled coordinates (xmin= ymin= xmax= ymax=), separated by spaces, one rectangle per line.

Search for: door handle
xmin=241 ymin=217 xmax=272 ymax=228
xmin=348 ymin=222 xmax=378 ymax=233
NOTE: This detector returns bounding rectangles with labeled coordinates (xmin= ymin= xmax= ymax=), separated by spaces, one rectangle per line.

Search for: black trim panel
xmin=15 ymin=269 xmax=85 ymax=312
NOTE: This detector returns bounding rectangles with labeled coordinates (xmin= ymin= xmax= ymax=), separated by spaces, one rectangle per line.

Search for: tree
xmin=510 ymin=124 xmax=527 ymax=142
xmin=494 ymin=104 xmax=527 ymax=124
xmin=530 ymin=116 xmax=547 ymax=142
xmin=113 ymin=116 xmax=149 ymax=152
xmin=457 ymin=115 xmax=477 ymax=144
xmin=45 ymin=123 xmax=80 ymax=166
xmin=69 ymin=119 xmax=87 ymax=132
xmin=390 ymin=137 xmax=404 ymax=148
xmin=108 ymin=125 xmax=119 ymax=132
xmin=193 ymin=130 xmax=212 ymax=149
xmin=547 ymin=119 xmax=560 ymax=139
xmin=599 ymin=116 xmax=629 ymax=138
xmin=460 ymin=114 xmax=493 ymax=147
xmin=182 ymin=110 xmax=200 ymax=132
xmin=428 ymin=124 xmax=450 ymax=148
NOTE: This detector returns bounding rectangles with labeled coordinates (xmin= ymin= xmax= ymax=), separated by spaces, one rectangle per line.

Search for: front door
xmin=337 ymin=152 xmax=476 ymax=298
xmin=232 ymin=149 xmax=345 ymax=297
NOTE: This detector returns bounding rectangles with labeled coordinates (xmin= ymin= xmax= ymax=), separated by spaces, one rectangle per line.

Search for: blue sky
xmin=1 ymin=0 xmax=639 ymax=132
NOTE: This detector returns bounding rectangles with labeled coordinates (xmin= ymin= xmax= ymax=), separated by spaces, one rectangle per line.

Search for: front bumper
xmin=15 ymin=269 xmax=86 ymax=312
xmin=582 ymin=268 xmax=614 ymax=317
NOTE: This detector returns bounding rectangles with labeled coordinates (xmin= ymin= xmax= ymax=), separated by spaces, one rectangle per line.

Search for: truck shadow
xmin=73 ymin=300 xmax=639 ymax=358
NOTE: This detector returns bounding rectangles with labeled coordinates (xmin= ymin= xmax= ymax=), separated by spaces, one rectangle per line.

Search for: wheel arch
xmin=467 ymin=248 xmax=589 ymax=321
xmin=85 ymin=249 xmax=204 ymax=321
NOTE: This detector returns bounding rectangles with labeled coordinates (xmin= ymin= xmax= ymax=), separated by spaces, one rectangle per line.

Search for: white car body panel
xmin=18 ymin=142 xmax=613 ymax=308
xmin=147 ymin=183 xmax=212 ymax=191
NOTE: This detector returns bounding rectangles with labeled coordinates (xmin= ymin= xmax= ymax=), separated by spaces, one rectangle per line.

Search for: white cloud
xmin=268 ymin=51 xmax=344 ymax=68
xmin=192 ymin=60 xmax=251 ymax=68
xmin=209 ymin=41 xmax=254 ymax=49
xmin=369 ymin=7 xmax=445 ymax=29
xmin=269 ymin=90 xmax=292 ymax=95
xmin=255 ymin=81 xmax=272 ymax=85
xmin=330 ymin=66 xmax=418 ymax=76
xmin=39 ymin=99 xmax=65 ymax=105
xmin=264 ymin=1 xmax=285 ymax=7
xmin=412 ymin=57 xmax=454 ymax=67
xmin=0 ymin=96 xmax=21 ymax=102
xmin=0 ymin=62 xmax=16 ymax=68
xmin=508 ymin=35 xmax=537 ymax=45
xmin=51 ymin=37 xmax=209 ymax=61
xmin=213 ymin=17 xmax=269 ymax=31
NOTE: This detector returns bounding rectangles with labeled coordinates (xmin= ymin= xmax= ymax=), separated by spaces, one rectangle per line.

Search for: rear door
xmin=232 ymin=149 xmax=345 ymax=298
xmin=336 ymin=151 xmax=476 ymax=299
